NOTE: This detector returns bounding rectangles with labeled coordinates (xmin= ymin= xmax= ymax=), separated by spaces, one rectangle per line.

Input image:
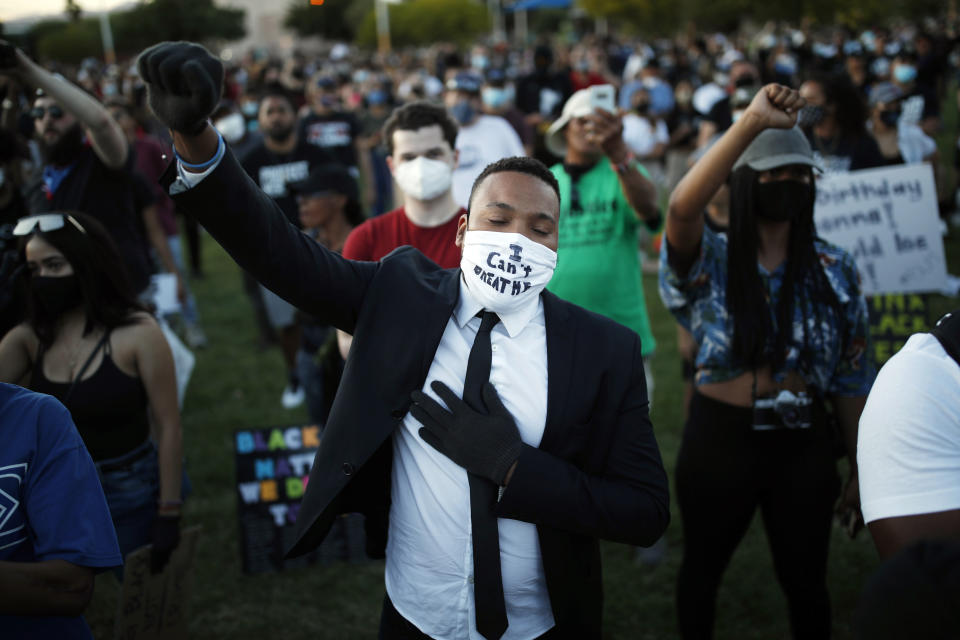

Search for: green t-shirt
xmin=547 ymin=160 xmax=656 ymax=355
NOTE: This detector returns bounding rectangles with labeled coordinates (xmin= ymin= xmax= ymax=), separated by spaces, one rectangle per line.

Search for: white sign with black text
xmin=813 ymin=163 xmax=946 ymax=296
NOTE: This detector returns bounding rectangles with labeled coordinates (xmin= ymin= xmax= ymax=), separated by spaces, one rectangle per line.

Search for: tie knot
xmin=477 ymin=310 xmax=500 ymax=333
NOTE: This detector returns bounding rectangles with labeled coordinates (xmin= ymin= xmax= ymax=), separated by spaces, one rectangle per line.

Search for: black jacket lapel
xmin=540 ymin=290 xmax=575 ymax=453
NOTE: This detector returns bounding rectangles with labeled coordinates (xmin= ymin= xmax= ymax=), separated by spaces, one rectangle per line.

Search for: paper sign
xmin=867 ymin=293 xmax=931 ymax=366
xmin=234 ymin=425 xmax=367 ymax=573
xmin=813 ymin=163 xmax=947 ymax=296
xmin=158 ymin=319 xmax=194 ymax=408
xmin=114 ymin=526 xmax=202 ymax=640
xmin=150 ymin=273 xmax=181 ymax=316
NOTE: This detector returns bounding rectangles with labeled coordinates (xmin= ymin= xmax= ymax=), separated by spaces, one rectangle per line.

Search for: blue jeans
xmin=95 ymin=440 xmax=159 ymax=561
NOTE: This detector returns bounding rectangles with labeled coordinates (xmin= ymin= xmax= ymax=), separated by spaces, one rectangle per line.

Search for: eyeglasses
xmin=13 ymin=214 xmax=86 ymax=236
xmin=30 ymin=105 xmax=65 ymax=120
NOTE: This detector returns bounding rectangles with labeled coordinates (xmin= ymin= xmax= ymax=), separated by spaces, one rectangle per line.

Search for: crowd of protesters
xmin=1 ymin=14 xmax=959 ymax=639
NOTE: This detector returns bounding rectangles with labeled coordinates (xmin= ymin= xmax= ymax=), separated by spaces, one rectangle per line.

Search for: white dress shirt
xmin=386 ymin=277 xmax=554 ymax=640
xmin=175 ymin=148 xmax=555 ymax=638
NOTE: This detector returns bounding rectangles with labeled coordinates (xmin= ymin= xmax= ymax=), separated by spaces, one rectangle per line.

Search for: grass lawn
xmin=84 ymin=91 xmax=960 ymax=638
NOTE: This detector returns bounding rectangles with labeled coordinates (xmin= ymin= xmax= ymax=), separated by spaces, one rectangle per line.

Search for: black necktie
xmin=462 ymin=311 xmax=508 ymax=640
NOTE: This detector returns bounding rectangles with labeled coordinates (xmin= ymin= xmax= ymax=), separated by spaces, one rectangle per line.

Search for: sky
xmin=0 ymin=0 xmax=132 ymax=23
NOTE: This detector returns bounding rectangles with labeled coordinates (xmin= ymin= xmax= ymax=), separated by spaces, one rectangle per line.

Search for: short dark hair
xmin=466 ymin=156 xmax=560 ymax=216
xmin=258 ymin=83 xmax=295 ymax=112
xmin=382 ymin=101 xmax=458 ymax=156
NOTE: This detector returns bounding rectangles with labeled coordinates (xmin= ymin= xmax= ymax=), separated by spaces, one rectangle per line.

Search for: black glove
xmin=150 ymin=513 xmax=181 ymax=574
xmin=137 ymin=41 xmax=223 ymax=135
xmin=410 ymin=380 xmax=523 ymax=486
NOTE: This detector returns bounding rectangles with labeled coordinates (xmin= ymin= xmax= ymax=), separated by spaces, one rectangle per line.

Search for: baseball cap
xmin=288 ymin=164 xmax=358 ymax=201
xmin=868 ymin=82 xmax=903 ymax=108
xmin=544 ymin=88 xmax=600 ymax=157
xmin=733 ymin=127 xmax=823 ymax=172
xmin=446 ymin=72 xmax=482 ymax=94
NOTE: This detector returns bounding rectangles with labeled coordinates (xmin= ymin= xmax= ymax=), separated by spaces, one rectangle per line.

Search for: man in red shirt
xmin=339 ymin=102 xmax=465 ymax=357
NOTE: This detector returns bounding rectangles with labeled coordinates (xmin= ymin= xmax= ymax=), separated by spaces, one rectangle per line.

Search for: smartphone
xmin=589 ymin=84 xmax=615 ymax=114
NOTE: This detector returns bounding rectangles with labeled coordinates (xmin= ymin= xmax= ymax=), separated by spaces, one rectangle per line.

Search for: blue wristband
xmin=174 ymin=128 xmax=223 ymax=171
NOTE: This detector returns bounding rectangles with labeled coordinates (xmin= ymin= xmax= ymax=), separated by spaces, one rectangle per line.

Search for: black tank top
xmin=31 ymin=331 xmax=150 ymax=461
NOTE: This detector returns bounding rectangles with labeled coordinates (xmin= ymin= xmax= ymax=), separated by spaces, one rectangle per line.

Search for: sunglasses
xmin=30 ymin=105 xmax=65 ymax=120
xmin=13 ymin=214 xmax=86 ymax=236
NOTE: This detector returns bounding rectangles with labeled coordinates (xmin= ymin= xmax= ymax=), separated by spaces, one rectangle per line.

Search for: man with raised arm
xmin=139 ymin=41 xmax=668 ymax=640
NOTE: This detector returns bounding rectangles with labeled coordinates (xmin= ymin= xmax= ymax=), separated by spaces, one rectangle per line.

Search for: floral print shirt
xmin=659 ymin=226 xmax=875 ymax=396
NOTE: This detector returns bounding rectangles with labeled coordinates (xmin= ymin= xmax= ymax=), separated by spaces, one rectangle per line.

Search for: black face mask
xmin=754 ymin=180 xmax=812 ymax=222
xmin=879 ymin=110 xmax=900 ymax=128
xmin=31 ymin=274 xmax=83 ymax=317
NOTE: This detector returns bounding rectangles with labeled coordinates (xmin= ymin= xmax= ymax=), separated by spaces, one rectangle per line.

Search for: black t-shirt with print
xmin=297 ymin=112 xmax=360 ymax=170
xmin=239 ymin=142 xmax=334 ymax=228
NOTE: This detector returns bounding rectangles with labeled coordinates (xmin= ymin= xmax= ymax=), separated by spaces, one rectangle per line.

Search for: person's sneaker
xmin=281 ymin=384 xmax=305 ymax=409
xmin=184 ymin=324 xmax=208 ymax=349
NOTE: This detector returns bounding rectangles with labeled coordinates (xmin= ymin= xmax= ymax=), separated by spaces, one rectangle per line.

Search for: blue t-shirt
xmin=0 ymin=383 xmax=122 ymax=639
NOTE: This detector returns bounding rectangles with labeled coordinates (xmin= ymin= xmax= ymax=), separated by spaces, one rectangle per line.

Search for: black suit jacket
xmin=165 ymin=149 xmax=669 ymax=637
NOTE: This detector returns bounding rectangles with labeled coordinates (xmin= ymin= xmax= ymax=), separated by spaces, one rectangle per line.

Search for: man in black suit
xmin=140 ymin=42 xmax=669 ymax=640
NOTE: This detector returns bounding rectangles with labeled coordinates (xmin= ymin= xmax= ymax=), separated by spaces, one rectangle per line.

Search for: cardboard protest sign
xmin=867 ymin=293 xmax=931 ymax=366
xmin=813 ymin=164 xmax=947 ymax=296
xmin=234 ymin=425 xmax=367 ymax=574
xmin=114 ymin=525 xmax=202 ymax=640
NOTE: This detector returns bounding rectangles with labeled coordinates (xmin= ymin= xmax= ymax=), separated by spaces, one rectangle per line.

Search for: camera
xmin=752 ymin=390 xmax=813 ymax=431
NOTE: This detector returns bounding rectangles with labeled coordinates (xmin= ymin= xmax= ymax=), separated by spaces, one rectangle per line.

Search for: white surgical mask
xmin=460 ymin=230 xmax=557 ymax=315
xmin=215 ymin=112 xmax=246 ymax=144
xmin=393 ymin=156 xmax=452 ymax=201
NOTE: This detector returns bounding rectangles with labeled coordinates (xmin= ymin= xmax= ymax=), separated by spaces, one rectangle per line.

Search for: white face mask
xmin=460 ymin=230 xmax=557 ymax=315
xmin=215 ymin=112 xmax=246 ymax=144
xmin=393 ymin=156 xmax=453 ymax=201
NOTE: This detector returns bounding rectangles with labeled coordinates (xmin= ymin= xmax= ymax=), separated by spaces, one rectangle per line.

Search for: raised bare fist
xmin=137 ymin=41 xmax=223 ymax=136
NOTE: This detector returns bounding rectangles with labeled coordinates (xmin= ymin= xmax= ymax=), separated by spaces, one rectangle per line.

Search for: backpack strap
xmin=930 ymin=310 xmax=960 ymax=368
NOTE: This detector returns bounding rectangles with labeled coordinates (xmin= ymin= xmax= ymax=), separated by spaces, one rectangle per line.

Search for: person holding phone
xmin=659 ymin=84 xmax=874 ymax=639
xmin=544 ymin=86 xmax=660 ymax=392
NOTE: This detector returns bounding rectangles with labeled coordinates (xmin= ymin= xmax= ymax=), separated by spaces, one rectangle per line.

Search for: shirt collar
xmin=454 ymin=273 xmax=543 ymax=338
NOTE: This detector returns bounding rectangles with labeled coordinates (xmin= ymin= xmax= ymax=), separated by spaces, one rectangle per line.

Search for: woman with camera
xmin=659 ymin=84 xmax=874 ymax=639
xmin=0 ymin=212 xmax=183 ymax=574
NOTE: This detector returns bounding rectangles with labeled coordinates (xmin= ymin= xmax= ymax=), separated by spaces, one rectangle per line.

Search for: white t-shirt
xmin=858 ymin=333 xmax=960 ymax=524
xmin=622 ymin=113 xmax=669 ymax=158
xmin=452 ymin=115 xmax=525 ymax=209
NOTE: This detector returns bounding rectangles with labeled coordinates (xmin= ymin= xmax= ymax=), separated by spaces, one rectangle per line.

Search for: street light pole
xmin=376 ymin=0 xmax=391 ymax=55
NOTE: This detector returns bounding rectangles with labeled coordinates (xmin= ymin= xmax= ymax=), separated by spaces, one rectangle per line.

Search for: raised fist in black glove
xmin=137 ymin=41 xmax=223 ymax=136
xmin=411 ymin=380 xmax=523 ymax=486
xmin=150 ymin=513 xmax=181 ymax=574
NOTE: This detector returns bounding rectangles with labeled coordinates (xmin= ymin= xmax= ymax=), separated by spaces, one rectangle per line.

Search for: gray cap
xmin=733 ymin=126 xmax=823 ymax=172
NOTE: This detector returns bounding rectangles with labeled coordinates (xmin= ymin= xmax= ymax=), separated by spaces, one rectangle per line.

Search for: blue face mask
xmin=482 ymin=87 xmax=509 ymax=109
xmin=893 ymin=65 xmax=917 ymax=84
xmin=472 ymin=55 xmax=489 ymax=70
xmin=367 ymin=90 xmax=388 ymax=106
xmin=450 ymin=100 xmax=476 ymax=125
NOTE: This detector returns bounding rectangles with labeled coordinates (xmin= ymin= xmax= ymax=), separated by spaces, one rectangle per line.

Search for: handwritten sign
xmin=867 ymin=293 xmax=931 ymax=366
xmin=114 ymin=526 xmax=202 ymax=640
xmin=234 ymin=425 xmax=366 ymax=573
xmin=814 ymin=164 xmax=947 ymax=296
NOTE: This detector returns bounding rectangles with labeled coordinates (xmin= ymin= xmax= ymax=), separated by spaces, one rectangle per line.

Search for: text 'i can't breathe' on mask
xmin=460 ymin=230 xmax=557 ymax=315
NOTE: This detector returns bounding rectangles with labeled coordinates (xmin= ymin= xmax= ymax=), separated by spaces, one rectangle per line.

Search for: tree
xmin=355 ymin=0 xmax=489 ymax=49
xmin=65 ymin=0 xmax=83 ymax=22
xmin=283 ymin=0 xmax=373 ymax=41
xmin=111 ymin=0 xmax=245 ymax=48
